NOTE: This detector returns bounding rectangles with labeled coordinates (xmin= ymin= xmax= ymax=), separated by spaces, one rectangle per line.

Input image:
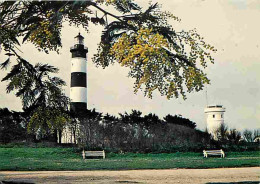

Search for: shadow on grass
xmin=116 ymin=181 xmax=140 ymax=183
xmin=206 ymin=182 xmax=259 ymax=184
xmin=2 ymin=181 xmax=35 ymax=184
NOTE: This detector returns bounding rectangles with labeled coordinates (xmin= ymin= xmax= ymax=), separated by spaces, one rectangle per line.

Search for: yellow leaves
xmin=140 ymin=73 xmax=150 ymax=83
xmin=182 ymin=29 xmax=217 ymax=69
xmin=95 ymin=0 xmax=118 ymax=5
xmin=94 ymin=7 xmax=214 ymax=100
xmin=111 ymin=33 xmax=131 ymax=66
xmin=108 ymin=27 xmax=182 ymax=98
xmin=110 ymin=27 xmax=170 ymax=68
xmin=46 ymin=10 xmax=55 ymax=18
xmin=158 ymin=11 xmax=181 ymax=22
xmin=105 ymin=0 xmax=116 ymax=4
xmin=136 ymin=72 xmax=150 ymax=91
xmin=27 ymin=19 xmax=61 ymax=52
xmin=142 ymin=58 xmax=149 ymax=63
xmin=167 ymin=82 xmax=177 ymax=99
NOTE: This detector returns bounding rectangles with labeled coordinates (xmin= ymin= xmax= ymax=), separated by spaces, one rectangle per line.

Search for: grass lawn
xmin=0 ymin=148 xmax=259 ymax=171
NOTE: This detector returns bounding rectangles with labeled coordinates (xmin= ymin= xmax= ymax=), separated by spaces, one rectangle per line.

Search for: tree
xmin=2 ymin=58 xmax=70 ymax=141
xmin=253 ymin=129 xmax=260 ymax=142
xmin=163 ymin=114 xmax=196 ymax=129
xmin=143 ymin=113 xmax=163 ymax=128
xmin=119 ymin=110 xmax=143 ymax=126
xmin=227 ymin=129 xmax=241 ymax=145
xmin=215 ymin=123 xmax=228 ymax=143
xmin=0 ymin=108 xmax=26 ymax=143
xmin=77 ymin=109 xmax=103 ymax=148
xmin=243 ymin=129 xmax=253 ymax=142
xmin=0 ymin=0 xmax=216 ymax=99
xmin=102 ymin=113 xmax=121 ymax=148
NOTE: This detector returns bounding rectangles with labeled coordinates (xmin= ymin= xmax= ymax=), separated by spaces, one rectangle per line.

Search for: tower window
xmin=213 ymin=114 xmax=215 ymax=118
xmin=221 ymin=114 xmax=223 ymax=118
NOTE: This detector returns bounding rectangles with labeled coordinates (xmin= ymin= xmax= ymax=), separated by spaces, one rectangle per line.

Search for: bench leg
xmin=82 ymin=150 xmax=85 ymax=159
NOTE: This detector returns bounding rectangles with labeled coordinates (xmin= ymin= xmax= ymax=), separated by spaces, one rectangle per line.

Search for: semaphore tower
xmin=204 ymin=105 xmax=226 ymax=138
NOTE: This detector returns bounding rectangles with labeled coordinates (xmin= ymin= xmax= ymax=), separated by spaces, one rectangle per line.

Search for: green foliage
xmin=28 ymin=107 xmax=70 ymax=136
xmin=1 ymin=58 xmax=70 ymax=137
xmin=0 ymin=0 xmax=216 ymax=99
xmin=2 ymin=59 xmax=67 ymax=109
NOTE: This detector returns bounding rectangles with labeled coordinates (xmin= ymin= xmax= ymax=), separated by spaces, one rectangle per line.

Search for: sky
xmin=0 ymin=0 xmax=259 ymax=131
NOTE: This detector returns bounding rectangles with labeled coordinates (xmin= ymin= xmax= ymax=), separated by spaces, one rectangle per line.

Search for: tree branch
xmin=88 ymin=2 xmax=124 ymax=22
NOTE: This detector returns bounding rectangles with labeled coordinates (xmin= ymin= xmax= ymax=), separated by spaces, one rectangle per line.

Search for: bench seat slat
xmin=83 ymin=150 xmax=105 ymax=159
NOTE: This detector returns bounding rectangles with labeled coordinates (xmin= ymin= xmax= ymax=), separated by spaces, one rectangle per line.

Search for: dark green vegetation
xmin=0 ymin=148 xmax=259 ymax=171
xmin=0 ymin=60 xmax=70 ymax=142
xmin=0 ymin=108 xmax=210 ymax=153
xmin=1 ymin=108 xmax=259 ymax=153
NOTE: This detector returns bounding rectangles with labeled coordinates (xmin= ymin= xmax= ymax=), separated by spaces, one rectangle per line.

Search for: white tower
xmin=204 ymin=105 xmax=225 ymax=136
xmin=70 ymin=33 xmax=88 ymax=113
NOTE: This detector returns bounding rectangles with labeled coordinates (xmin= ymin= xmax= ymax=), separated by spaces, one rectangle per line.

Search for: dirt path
xmin=0 ymin=167 xmax=259 ymax=184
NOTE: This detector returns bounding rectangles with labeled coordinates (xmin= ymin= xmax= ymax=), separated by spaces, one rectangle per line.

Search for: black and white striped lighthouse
xmin=70 ymin=33 xmax=88 ymax=113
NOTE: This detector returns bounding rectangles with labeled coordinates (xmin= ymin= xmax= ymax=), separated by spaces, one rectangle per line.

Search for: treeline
xmin=70 ymin=109 xmax=208 ymax=153
xmin=0 ymin=108 xmax=259 ymax=152
xmin=68 ymin=109 xmax=259 ymax=152
xmin=0 ymin=108 xmax=60 ymax=143
xmin=211 ymin=123 xmax=260 ymax=152
xmin=0 ymin=108 xmax=26 ymax=144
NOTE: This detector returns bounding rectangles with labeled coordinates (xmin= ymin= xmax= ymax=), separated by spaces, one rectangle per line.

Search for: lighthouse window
xmin=213 ymin=114 xmax=215 ymax=118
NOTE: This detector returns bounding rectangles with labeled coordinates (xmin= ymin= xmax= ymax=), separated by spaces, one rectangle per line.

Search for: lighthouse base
xmin=70 ymin=102 xmax=87 ymax=113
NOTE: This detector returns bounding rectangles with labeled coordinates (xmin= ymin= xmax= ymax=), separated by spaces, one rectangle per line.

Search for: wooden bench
xmin=82 ymin=150 xmax=105 ymax=159
xmin=203 ymin=149 xmax=225 ymax=158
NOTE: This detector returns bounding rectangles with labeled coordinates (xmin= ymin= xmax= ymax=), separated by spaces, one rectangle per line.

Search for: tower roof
xmin=206 ymin=105 xmax=223 ymax=108
xmin=75 ymin=32 xmax=84 ymax=39
xmin=204 ymin=105 xmax=225 ymax=113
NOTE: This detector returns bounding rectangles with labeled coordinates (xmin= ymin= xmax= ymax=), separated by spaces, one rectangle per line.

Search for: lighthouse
xmin=70 ymin=33 xmax=88 ymax=113
xmin=204 ymin=105 xmax=225 ymax=137
xmin=60 ymin=33 xmax=88 ymax=143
